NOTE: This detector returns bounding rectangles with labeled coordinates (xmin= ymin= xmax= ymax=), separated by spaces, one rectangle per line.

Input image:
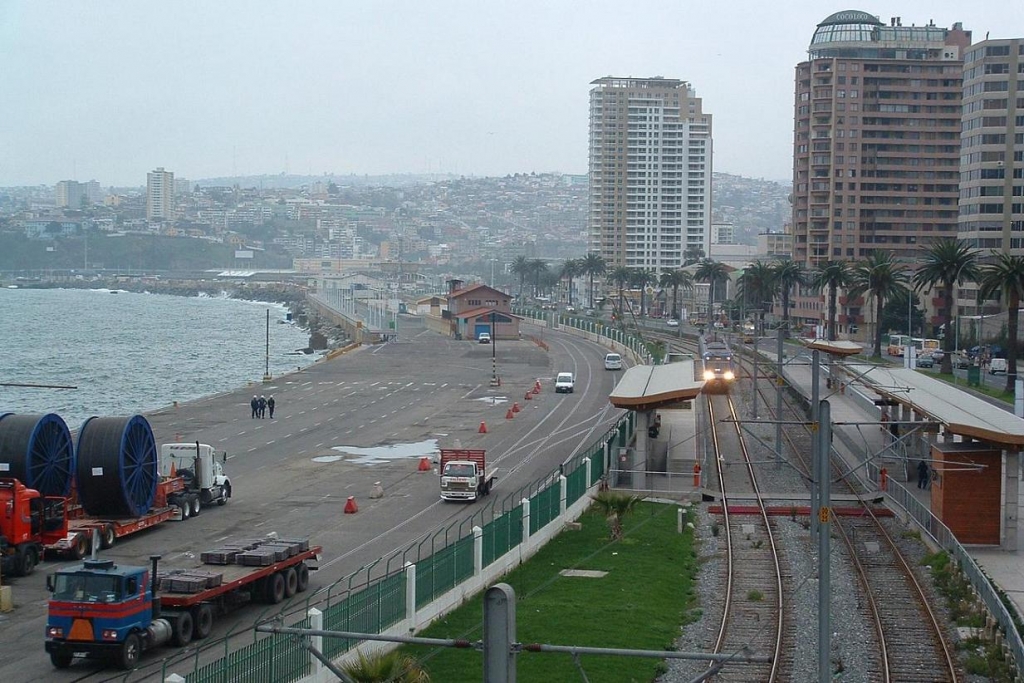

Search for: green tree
xmin=694 ymin=259 xmax=729 ymax=321
xmin=811 ymin=261 xmax=851 ymax=342
xmin=659 ymin=269 xmax=693 ymax=320
xmin=848 ymin=252 xmax=909 ymax=358
xmin=511 ymin=255 xmax=530 ymax=299
xmin=609 ymin=266 xmax=632 ymax=322
xmin=527 ymin=259 xmax=547 ymax=297
xmin=590 ymin=491 xmax=642 ymax=541
xmin=630 ymin=269 xmax=657 ymax=317
xmin=737 ymin=261 xmax=778 ymax=336
xmin=580 ymin=252 xmax=607 ymax=309
xmin=979 ymin=253 xmax=1024 ymax=392
xmin=772 ymin=260 xmax=807 ymax=337
xmin=913 ymin=239 xmax=979 ymax=374
xmin=340 ymin=648 xmax=430 ymax=682
xmin=560 ymin=258 xmax=583 ymax=307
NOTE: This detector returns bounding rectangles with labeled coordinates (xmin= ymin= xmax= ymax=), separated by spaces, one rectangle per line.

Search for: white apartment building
xmin=146 ymin=167 xmax=175 ymax=221
xmin=588 ymin=76 xmax=712 ymax=274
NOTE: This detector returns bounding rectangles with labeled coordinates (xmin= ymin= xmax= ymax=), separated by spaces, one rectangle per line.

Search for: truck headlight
xmin=703 ymin=370 xmax=714 ymax=381
xmin=47 ymin=626 xmax=64 ymax=638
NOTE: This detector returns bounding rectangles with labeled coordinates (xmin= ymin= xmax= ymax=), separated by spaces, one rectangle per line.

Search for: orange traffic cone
xmin=512 ymin=402 xmax=520 ymax=413
xmin=479 ymin=421 xmax=488 ymax=434
xmin=506 ymin=408 xmax=514 ymax=419
xmin=169 ymin=461 xmax=177 ymax=478
xmin=525 ymin=392 xmax=532 ymax=401
xmin=532 ymin=381 xmax=540 ymax=395
xmin=344 ymin=496 xmax=358 ymax=514
xmin=418 ymin=457 xmax=431 ymax=472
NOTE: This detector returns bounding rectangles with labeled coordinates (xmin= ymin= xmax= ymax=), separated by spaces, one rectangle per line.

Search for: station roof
xmin=849 ymin=364 xmax=1024 ymax=447
xmin=608 ymin=362 xmax=704 ymax=412
xmin=802 ymin=339 xmax=863 ymax=357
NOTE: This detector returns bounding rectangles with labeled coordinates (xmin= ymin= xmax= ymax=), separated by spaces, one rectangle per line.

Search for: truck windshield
xmin=443 ymin=463 xmax=477 ymax=477
xmin=53 ymin=574 xmax=121 ymax=602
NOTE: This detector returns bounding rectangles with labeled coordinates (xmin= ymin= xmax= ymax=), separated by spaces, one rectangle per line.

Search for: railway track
xmin=706 ymin=393 xmax=784 ymax=681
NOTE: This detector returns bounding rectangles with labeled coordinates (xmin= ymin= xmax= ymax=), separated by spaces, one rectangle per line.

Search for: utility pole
xmin=775 ymin=325 xmax=784 ymax=464
xmin=810 ymin=349 xmax=820 ymax=539
xmin=817 ymin=399 xmax=832 ymax=683
xmin=263 ymin=309 xmax=271 ymax=381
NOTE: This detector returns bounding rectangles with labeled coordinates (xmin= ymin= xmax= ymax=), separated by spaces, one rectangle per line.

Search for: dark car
xmin=916 ymin=353 xmax=935 ymax=368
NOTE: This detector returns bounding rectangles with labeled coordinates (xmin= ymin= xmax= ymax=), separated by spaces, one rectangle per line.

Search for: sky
xmin=1 ymin=1 xmax=1022 ymax=187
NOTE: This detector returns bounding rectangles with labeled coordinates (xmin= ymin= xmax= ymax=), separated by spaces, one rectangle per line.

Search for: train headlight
xmin=724 ymin=371 xmax=735 ymax=380
xmin=703 ymin=370 xmax=715 ymax=381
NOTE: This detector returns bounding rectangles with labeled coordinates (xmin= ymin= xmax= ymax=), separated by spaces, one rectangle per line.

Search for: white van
xmin=604 ymin=353 xmax=623 ymax=371
xmin=554 ymin=372 xmax=575 ymax=393
xmin=990 ymin=357 xmax=1008 ymax=374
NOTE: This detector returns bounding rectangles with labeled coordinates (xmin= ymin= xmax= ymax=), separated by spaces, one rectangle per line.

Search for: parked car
xmin=604 ymin=353 xmax=623 ymax=370
xmin=990 ymin=357 xmax=1008 ymax=374
xmin=477 ymin=332 xmax=491 ymax=344
xmin=952 ymin=353 xmax=971 ymax=369
xmin=916 ymin=353 xmax=935 ymax=369
xmin=929 ymin=349 xmax=945 ymax=363
xmin=554 ymin=372 xmax=575 ymax=393
xmin=666 ymin=319 xmax=679 ymax=327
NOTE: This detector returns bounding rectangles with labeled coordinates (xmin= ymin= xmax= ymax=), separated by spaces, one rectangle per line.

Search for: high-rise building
xmin=957 ymin=38 xmax=1024 ymax=315
xmin=588 ymin=76 xmax=712 ymax=275
xmin=147 ymin=167 xmax=175 ymax=221
xmin=55 ymin=180 xmax=83 ymax=208
xmin=791 ymin=11 xmax=970 ymax=333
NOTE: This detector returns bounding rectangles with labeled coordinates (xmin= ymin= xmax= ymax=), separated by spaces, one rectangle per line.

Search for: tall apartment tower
xmin=791 ymin=11 xmax=970 ymax=330
xmin=958 ymin=38 xmax=1024 ymax=315
xmin=55 ymin=180 xmax=83 ymax=208
xmin=146 ymin=167 xmax=175 ymax=221
xmin=588 ymin=76 xmax=712 ymax=274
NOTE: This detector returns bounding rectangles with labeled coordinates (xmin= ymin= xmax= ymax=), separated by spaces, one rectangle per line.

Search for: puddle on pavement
xmin=315 ymin=438 xmax=441 ymax=466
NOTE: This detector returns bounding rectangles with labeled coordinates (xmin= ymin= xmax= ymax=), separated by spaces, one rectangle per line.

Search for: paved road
xmin=0 ymin=316 xmax=625 ymax=682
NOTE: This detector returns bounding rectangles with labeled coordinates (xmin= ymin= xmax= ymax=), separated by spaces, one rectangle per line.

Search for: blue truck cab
xmin=46 ymin=557 xmax=163 ymax=670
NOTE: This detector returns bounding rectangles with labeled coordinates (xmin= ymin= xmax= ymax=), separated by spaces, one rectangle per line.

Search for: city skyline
xmin=1 ymin=1 xmax=1022 ymax=187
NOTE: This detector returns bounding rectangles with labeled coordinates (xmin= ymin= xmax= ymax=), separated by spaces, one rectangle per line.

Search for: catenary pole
xmin=817 ymin=399 xmax=832 ymax=683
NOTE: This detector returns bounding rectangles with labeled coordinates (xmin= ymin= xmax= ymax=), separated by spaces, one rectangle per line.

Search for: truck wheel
xmin=217 ymin=484 xmax=229 ymax=505
xmin=264 ymin=572 xmax=286 ymax=604
xmin=189 ymin=494 xmax=201 ymax=517
xmin=50 ymin=649 xmax=74 ymax=669
xmin=72 ymin=535 xmax=88 ymax=560
xmin=192 ymin=604 xmax=214 ymax=640
xmin=172 ymin=611 xmax=194 ymax=646
xmin=296 ymin=563 xmax=310 ymax=592
xmin=101 ymin=524 xmax=116 ymax=550
xmin=178 ymin=499 xmax=191 ymax=520
xmin=117 ymin=633 xmax=142 ymax=670
xmin=18 ymin=545 xmax=38 ymax=576
xmin=282 ymin=567 xmax=298 ymax=598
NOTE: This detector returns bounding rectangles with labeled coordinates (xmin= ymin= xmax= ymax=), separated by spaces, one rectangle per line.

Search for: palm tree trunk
xmin=827 ymin=284 xmax=837 ymax=341
xmin=588 ymin=274 xmax=594 ymax=309
xmin=782 ymin=288 xmax=790 ymax=337
xmin=1007 ymin=293 xmax=1019 ymax=393
xmin=874 ymin=295 xmax=884 ymax=357
xmin=672 ymin=285 xmax=679 ymax=319
xmin=941 ymin=280 xmax=953 ymax=375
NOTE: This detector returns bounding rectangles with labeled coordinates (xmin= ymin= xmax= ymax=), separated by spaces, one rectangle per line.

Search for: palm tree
xmin=773 ymin=260 xmax=807 ymax=337
xmin=811 ymin=261 xmax=851 ymax=342
xmin=659 ymin=269 xmax=693 ymax=320
xmin=510 ymin=255 xmax=530 ymax=299
xmin=609 ymin=266 xmax=632 ymax=322
xmin=913 ymin=239 xmax=979 ymax=374
xmin=580 ymin=253 xmax=607 ymax=309
xmin=847 ymin=252 xmax=909 ymax=358
xmin=590 ymin=490 xmax=642 ymax=541
xmin=737 ymin=261 xmax=778 ymax=336
xmin=527 ymin=259 xmax=547 ymax=297
xmin=560 ymin=258 xmax=583 ymax=307
xmin=694 ymin=259 xmax=729 ymax=323
xmin=341 ymin=648 xmax=430 ymax=682
xmin=630 ymin=269 xmax=657 ymax=317
xmin=979 ymin=253 xmax=1024 ymax=392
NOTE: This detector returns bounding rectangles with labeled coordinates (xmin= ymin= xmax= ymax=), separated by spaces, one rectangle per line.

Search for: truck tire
xmin=296 ymin=563 xmax=310 ymax=592
xmin=264 ymin=572 xmax=286 ymax=604
xmin=192 ymin=604 xmax=214 ymax=640
xmin=172 ymin=611 xmax=194 ymax=646
xmin=72 ymin=535 xmax=88 ymax=560
xmin=17 ymin=545 xmax=38 ymax=576
xmin=116 ymin=633 xmax=142 ymax=670
xmin=50 ymin=649 xmax=74 ymax=669
xmin=178 ymin=498 xmax=191 ymax=520
xmin=101 ymin=524 xmax=116 ymax=550
xmin=217 ymin=483 xmax=230 ymax=505
xmin=282 ymin=567 xmax=298 ymax=598
xmin=189 ymin=494 xmax=201 ymax=517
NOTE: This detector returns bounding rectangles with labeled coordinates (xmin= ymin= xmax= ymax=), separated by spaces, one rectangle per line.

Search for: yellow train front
xmin=701 ymin=346 xmax=735 ymax=394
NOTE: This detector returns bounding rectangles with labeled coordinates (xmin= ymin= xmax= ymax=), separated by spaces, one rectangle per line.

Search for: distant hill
xmin=193 ymin=173 xmax=458 ymax=190
xmin=711 ymin=173 xmax=791 ymax=246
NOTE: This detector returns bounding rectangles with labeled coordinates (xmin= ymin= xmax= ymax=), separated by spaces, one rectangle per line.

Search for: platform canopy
xmin=802 ymin=338 xmax=863 ymax=357
xmin=849 ymin=364 xmax=1024 ymax=446
xmin=608 ymin=361 xmax=704 ymax=412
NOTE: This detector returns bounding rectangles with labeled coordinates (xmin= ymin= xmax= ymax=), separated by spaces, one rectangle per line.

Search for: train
xmin=701 ymin=338 xmax=735 ymax=394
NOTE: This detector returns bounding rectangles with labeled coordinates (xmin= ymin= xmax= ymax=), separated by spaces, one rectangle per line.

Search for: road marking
xmin=284 ymin=434 xmax=292 ymax=439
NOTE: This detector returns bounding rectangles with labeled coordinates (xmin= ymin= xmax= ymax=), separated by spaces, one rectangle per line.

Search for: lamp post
xmin=490 ymin=311 xmax=499 ymax=387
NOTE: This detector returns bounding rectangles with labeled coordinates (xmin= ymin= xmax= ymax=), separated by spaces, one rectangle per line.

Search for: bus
xmin=919 ymin=338 xmax=940 ymax=354
xmin=887 ymin=334 xmax=911 ymax=356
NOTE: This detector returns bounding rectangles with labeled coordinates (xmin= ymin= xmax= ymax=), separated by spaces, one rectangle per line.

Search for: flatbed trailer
xmin=46 ymin=537 xmax=322 ymax=669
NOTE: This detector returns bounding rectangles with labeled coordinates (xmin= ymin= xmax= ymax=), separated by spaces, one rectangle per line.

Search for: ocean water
xmin=0 ymin=287 xmax=319 ymax=429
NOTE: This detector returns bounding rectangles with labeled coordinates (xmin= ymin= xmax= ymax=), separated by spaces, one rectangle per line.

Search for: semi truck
xmin=439 ymin=449 xmax=496 ymax=502
xmin=0 ymin=442 xmax=233 ymax=574
xmin=45 ymin=537 xmax=321 ymax=669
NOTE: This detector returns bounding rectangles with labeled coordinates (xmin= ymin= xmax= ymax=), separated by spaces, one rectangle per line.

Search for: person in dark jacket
xmin=917 ymin=459 xmax=930 ymax=489
xmin=250 ymin=395 xmax=259 ymax=419
xmin=267 ymin=395 xmax=276 ymax=419
xmin=258 ymin=395 xmax=267 ymax=419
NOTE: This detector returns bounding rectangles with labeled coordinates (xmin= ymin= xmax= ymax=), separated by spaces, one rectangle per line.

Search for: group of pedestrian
xmin=250 ymin=394 xmax=276 ymax=419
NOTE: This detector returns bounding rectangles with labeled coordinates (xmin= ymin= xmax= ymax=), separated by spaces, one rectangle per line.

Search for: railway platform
xmin=761 ymin=342 xmax=1024 ymax=626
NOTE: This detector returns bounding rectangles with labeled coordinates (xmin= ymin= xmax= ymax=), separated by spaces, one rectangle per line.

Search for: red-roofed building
xmin=446 ymin=282 xmax=521 ymax=340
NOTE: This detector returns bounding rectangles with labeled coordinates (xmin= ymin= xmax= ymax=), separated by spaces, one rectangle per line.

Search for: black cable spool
xmin=76 ymin=415 xmax=159 ymax=517
xmin=0 ymin=413 xmax=75 ymax=496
